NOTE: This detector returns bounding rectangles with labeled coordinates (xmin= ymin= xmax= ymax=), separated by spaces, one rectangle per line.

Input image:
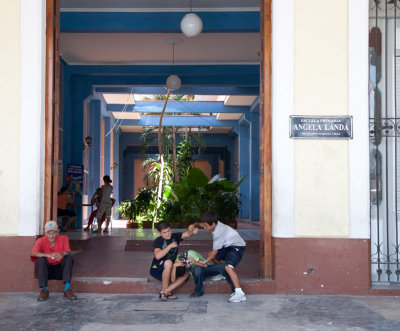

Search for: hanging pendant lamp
xmin=165 ymin=38 xmax=183 ymax=91
xmin=180 ymin=0 xmax=203 ymax=38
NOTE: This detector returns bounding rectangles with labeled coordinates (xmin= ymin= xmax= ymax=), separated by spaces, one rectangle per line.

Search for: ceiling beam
xmin=60 ymin=12 xmax=260 ymax=33
xmin=95 ymin=86 xmax=259 ymax=96
xmin=118 ymin=115 xmax=238 ymax=127
xmin=107 ymin=101 xmax=249 ymax=113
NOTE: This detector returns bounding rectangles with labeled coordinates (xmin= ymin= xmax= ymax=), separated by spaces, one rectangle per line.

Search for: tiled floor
xmin=66 ymin=220 xmax=261 ymax=280
xmin=66 ymin=220 xmax=260 ymax=241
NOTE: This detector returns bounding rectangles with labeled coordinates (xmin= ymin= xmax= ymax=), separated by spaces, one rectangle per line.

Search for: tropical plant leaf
xmin=186 ymin=168 xmax=209 ymax=188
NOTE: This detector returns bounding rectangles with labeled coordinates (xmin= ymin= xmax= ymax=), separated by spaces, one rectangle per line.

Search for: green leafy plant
xmin=163 ymin=168 xmax=245 ymax=225
xmin=176 ymin=136 xmax=205 ymax=179
xmin=116 ymin=188 xmax=153 ymax=223
xmin=116 ymin=199 xmax=137 ymax=223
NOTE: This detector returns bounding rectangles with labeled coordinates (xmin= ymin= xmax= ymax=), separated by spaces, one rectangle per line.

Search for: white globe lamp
xmin=166 ymin=74 xmax=181 ymax=91
xmin=180 ymin=13 xmax=203 ymax=38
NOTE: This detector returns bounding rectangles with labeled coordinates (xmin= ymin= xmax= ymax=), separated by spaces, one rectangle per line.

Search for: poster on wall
xmin=66 ymin=164 xmax=84 ymax=194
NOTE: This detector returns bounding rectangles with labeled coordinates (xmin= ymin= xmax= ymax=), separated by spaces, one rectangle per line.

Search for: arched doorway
xmin=44 ymin=0 xmax=272 ymax=278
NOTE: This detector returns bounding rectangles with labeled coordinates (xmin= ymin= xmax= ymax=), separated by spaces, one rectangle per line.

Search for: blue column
xmin=250 ymin=110 xmax=260 ymax=222
xmin=238 ymin=121 xmax=250 ymax=219
xmin=103 ymin=117 xmax=111 ymax=177
xmin=112 ymin=128 xmax=120 ymax=208
xmin=89 ymin=100 xmax=101 ymax=201
xmin=122 ymin=152 xmax=134 ymax=200
xmin=62 ymin=75 xmax=92 ymax=228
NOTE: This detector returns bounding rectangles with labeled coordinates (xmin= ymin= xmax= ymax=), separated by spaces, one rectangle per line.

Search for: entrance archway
xmin=44 ymin=0 xmax=272 ymax=278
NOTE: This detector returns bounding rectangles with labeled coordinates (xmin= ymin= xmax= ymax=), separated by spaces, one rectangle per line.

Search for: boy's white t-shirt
xmin=212 ymin=221 xmax=246 ymax=250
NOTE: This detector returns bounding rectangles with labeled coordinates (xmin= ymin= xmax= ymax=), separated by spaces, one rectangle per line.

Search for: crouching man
xmin=30 ymin=220 xmax=77 ymax=301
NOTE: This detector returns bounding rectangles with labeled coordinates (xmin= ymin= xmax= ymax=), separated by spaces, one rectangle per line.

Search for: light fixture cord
xmin=172 ymin=43 xmax=175 ymax=74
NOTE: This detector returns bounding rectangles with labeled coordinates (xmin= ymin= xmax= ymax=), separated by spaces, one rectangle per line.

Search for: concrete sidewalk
xmin=1 ymin=293 xmax=400 ymax=331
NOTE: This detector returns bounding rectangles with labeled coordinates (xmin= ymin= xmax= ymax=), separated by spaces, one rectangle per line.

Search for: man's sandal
xmin=159 ymin=292 xmax=168 ymax=301
xmin=166 ymin=292 xmax=177 ymax=300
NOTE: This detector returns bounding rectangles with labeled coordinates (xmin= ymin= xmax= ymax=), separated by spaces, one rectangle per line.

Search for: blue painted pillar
xmin=238 ymin=121 xmax=250 ymax=219
xmin=63 ymin=76 xmax=92 ymax=228
xmin=122 ymin=152 xmax=134 ymax=200
xmin=89 ymin=99 xmax=101 ymax=201
xmin=112 ymin=129 xmax=120 ymax=207
xmin=103 ymin=117 xmax=111 ymax=177
xmin=250 ymin=111 xmax=260 ymax=222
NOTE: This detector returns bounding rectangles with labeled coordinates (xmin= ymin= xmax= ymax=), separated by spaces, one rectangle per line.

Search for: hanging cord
xmin=172 ymin=42 xmax=176 ymax=74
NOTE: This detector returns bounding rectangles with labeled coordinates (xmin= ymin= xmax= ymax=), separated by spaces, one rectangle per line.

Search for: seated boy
xmin=149 ymin=221 xmax=197 ymax=301
xmin=30 ymin=221 xmax=77 ymax=301
xmin=193 ymin=211 xmax=247 ymax=303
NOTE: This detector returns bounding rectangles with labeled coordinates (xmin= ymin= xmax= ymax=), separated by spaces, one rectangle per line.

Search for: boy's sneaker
xmin=228 ymin=291 xmax=246 ymax=303
xmin=211 ymin=274 xmax=226 ymax=281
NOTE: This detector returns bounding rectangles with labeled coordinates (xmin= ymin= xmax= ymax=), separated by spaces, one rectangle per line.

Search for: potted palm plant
xmin=135 ymin=188 xmax=153 ymax=228
xmin=116 ymin=188 xmax=153 ymax=228
xmin=116 ymin=199 xmax=139 ymax=228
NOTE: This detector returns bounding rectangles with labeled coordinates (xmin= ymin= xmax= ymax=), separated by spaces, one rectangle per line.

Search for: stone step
xmin=125 ymin=240 xmax=260 ymax=253
xmin=45 ymin=276 xmax=275 ymax=295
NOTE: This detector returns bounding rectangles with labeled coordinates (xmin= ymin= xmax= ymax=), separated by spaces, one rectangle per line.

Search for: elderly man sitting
xmin=30 ymin=220 xmax=77 ymax=301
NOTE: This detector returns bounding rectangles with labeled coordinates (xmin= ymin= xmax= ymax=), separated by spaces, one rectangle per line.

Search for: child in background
xmin=96 ymin=175 xmax=113 ymax=233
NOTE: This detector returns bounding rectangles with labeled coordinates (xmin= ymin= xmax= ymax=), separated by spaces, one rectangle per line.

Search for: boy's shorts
xmin=149 ymin=260 xmax=165 ymax=281
xmin=215 ymin=246 xmax=246 ymax=269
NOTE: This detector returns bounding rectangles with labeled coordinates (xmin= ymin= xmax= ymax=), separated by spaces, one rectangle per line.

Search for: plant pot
xmin=142 ymin=220 xmax=153 ymax=229
xmin=126 ymin=222 xmax=139 ymax=229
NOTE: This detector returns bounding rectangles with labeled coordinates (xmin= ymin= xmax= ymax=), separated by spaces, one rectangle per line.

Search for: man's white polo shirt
xmin=212 ymin=221 xmax=246 ymax=250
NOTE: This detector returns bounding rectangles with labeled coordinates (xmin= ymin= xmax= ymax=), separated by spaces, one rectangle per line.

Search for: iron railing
xmin=370 ymin=0 xmax=400 ymax=284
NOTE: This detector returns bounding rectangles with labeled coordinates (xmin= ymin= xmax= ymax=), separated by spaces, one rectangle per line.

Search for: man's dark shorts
xmin=215 ymin=246 xmax=245 ymax=268
xmin=150 ymin=260 xmax=165 ymax=281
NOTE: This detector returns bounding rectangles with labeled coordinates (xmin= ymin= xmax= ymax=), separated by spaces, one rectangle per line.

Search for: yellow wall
xmin=0 ymin=2 xmax=20 ymax=235
xmin=294 ymin=0 xmax=349 ymax=237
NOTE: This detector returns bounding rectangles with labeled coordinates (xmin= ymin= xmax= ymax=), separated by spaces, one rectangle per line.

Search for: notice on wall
xmin=289 ymin=116 xmax=353 ymax=139
xmin=66 ymin=164 xmax=84 ymax=194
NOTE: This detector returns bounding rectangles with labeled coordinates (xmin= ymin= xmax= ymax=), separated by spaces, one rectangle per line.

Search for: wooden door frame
xmin=259 ymin=0 xmax=272 ymax=279
xmin=44 ymin=0 xmax=60 ymax=232
xmin=44 ymin=0 xmax=273 ymax=278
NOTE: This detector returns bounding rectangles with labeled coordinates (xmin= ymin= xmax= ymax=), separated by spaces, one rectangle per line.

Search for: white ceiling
xmin=59 ymin=1 xmax=260 ymax=65
xmin=60 ymin=33 xmax=260 ymax=65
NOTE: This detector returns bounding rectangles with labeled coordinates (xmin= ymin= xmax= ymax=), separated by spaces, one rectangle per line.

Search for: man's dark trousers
xmin=36 ymin=256 xmax=73 ymax=287
xmin=192 ymin=263 xmax=235 ymax=295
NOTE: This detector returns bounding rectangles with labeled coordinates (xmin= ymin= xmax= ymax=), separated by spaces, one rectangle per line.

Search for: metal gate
xmin=370 ymin=0 xmax=400 ymax=284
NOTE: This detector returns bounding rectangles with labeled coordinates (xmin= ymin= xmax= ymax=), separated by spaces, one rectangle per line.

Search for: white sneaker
xmin=228 ymin=291 xmax=246 ymax=303
xmin=211 ymin=274 xmax=226 ymax=281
